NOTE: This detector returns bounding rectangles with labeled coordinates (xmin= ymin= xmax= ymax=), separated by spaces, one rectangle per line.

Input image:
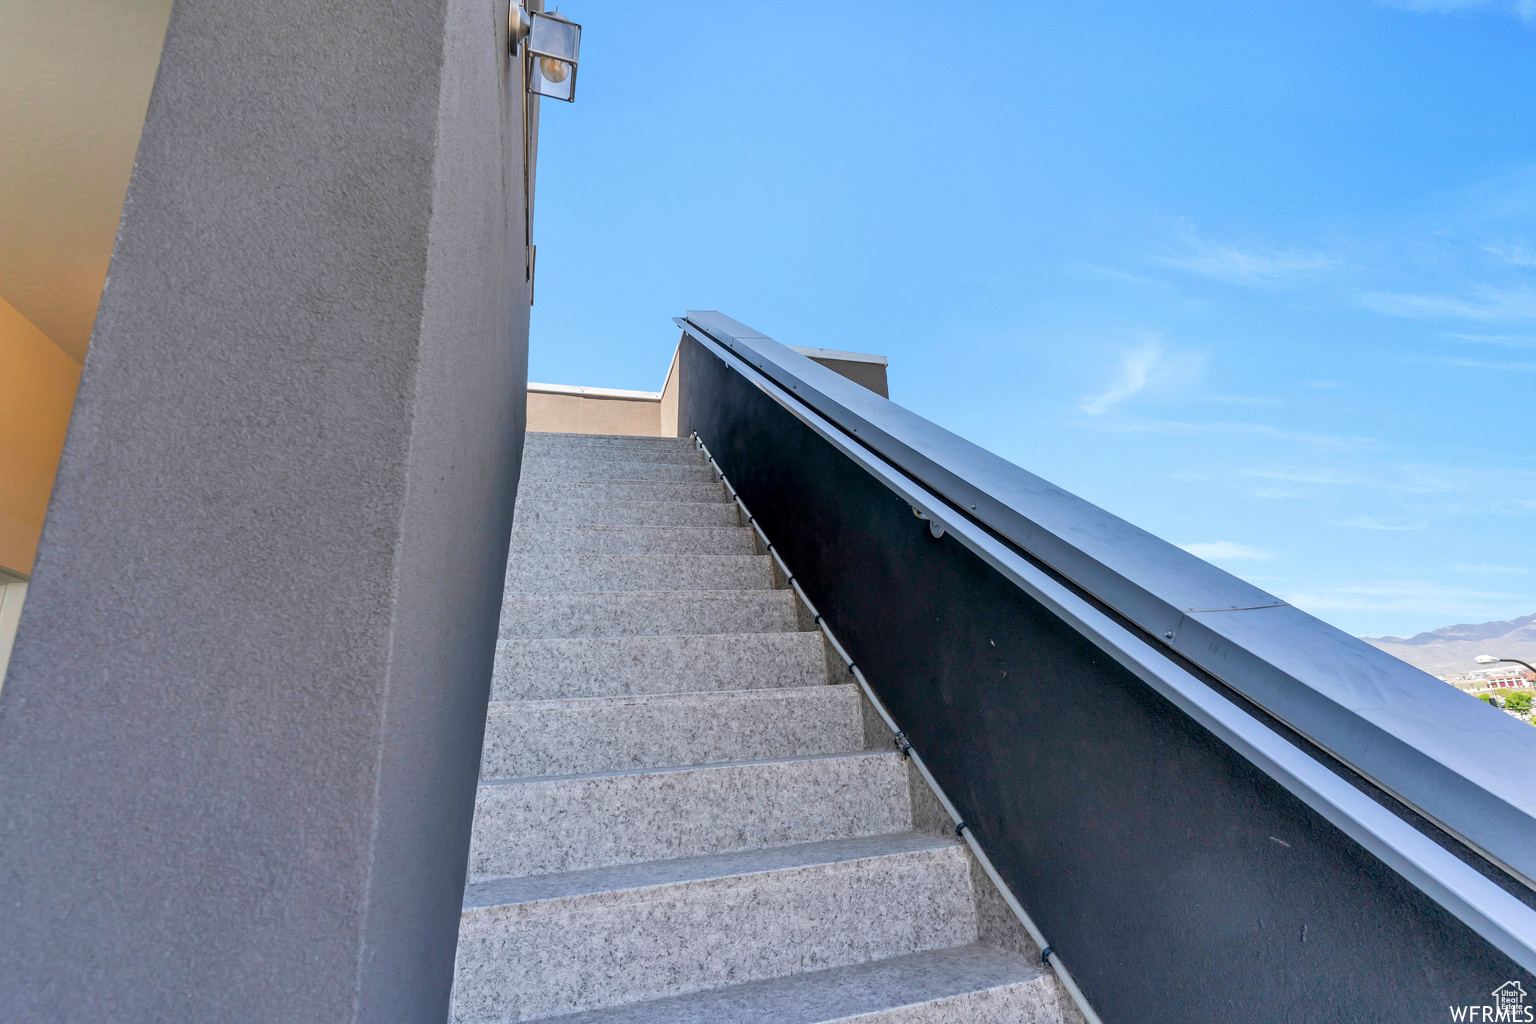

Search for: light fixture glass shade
xmin=528 ymin=12 xmax=580 ymax=63
xmin=526 ymin=11 xmax=581 ymax=102
xmin=529 ymin=56 xmax=577 ymax=101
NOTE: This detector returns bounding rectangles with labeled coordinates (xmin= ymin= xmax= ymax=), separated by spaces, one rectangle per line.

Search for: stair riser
xmin=526 ymin=433 xmax=696 ymax=454
xmin=480 ymin=685 xmax=863 ymax=779
xmin=452 ymin=846 xmax=976 ymax=1022
xmin=492 ymin=633 xmax=829 ymax=700
xmin=518 ymin=480 xmax=725 ymax=504
xmin=508 ymin=525 xmax=757 ymax=556
xmin=504 ymin=554 xmax=775 ymax=595
xmin=491 ymin=944 xmax=1064 ymax=1024
xmin=513 ymin=500 xmax=739 ymax=528
xmin=498 ymin=591 xmax=800 ymax=640
xmin=853 ymin=982 xmax=1066 ymax=1024
xmin=521 ymin=460 xmax=716 ymax=483
xmin=468 ymin=753 xmax=911 ymax=880
xmin=525 ymin=442 xmax=704 ymax=462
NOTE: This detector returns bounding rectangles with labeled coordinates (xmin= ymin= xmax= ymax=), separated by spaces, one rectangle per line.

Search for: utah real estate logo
xmin=1451 ymin=981 xmax=1531 ymax=1022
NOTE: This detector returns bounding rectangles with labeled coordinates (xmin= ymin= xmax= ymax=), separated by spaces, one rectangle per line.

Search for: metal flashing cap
xmin=527 ymin=9 xmax=582 ymax=102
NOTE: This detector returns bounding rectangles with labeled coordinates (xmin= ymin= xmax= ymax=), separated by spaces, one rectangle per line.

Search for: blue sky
xmin=529 ymin=0 xmax=1536 ymax=638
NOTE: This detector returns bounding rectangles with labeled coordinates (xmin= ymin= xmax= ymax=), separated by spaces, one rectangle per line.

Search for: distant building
xmin=1439 ymin=666 xmax=1536 ymax=693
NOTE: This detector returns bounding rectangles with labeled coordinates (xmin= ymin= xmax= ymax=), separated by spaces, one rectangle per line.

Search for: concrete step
xmin=521 ymin=944 xmax=1063 ymax=1024
xmin=508 ymin=524 xmax=756 ymax=556
xmin=513 ymin=499 xmax=739 ymax=528
xmin=498 ymin=590 xmax=800 ymax=640
xmin=452 ymin=833 xmax=977 ymax=1023
xmin=492 ymin=632 xmax=831 ymax=701
xmin=523 ymin=442 xmax=705 ymax=465
xmin=504 ymin=553 xmax=774 ymax=596
xmin=520 ymin=458 xmax=718 ymax=483
xmin=480 ymin=684 xmax=863 ymax=779
xmin=526 ymin=432 xmax=697 ymax=454
xmin=518 ymin=479 xmax=725 ymax=504
xmin=468 ymin=751 xmax=911 ymax=880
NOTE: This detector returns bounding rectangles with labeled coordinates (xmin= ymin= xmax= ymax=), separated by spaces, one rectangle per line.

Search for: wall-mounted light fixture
xmin=510 ymin=4 xmax=582 ymax=103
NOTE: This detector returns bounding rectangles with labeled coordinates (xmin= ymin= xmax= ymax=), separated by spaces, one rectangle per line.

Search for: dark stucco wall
xmin=0 ymin=0 xmax=530 ymax=1019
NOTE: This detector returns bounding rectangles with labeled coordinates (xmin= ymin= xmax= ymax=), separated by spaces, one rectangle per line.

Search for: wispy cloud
xmin=1422 ymin=356 xmax=1536 ymax=372
xmin=1282 ymin=580 xmax=1529 ymax=616
xmin=1094 ymin=419 xmax=1373 ymax=448
xmin=1337 ymin=516 xmax=1431 ymax=531
xmin=1159 ymin=228 xmax=1338 ymax=287
xmin=1360 ymin=283 xmax=1536 ymax=321
xmin=1484 ymin=245 xmax=1536 ymax=266
xmin=1237 ymin=463 xmax=1536 ymax=510
xmin=1454 ymin=563 xmax=1532 ymax=575
xmin=1181 ymin=541 xmax=1273 ymax=561
xmin=1243 ymin=466 xmax=1455 ymax=494
xmin=1380 ymin=0 xmax=1536 ymax=20
xmin=1079 ymin=336 xmax=1170 ymax=415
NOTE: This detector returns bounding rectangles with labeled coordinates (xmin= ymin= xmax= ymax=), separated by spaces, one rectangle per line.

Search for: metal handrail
xmin=677 ymin=313 xmax=1536 ymax=977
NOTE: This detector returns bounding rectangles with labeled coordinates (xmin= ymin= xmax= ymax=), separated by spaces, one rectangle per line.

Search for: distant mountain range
xmin=1363 ymin=612 xmax=1536 ymax=676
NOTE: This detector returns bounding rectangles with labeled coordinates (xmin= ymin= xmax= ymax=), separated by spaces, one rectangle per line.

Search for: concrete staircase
xmin=451 ymin=431 xmax=1072 ymax=1023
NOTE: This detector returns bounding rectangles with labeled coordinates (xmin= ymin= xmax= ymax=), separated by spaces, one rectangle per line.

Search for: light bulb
xmin=539 ymin=56 xmax=570 ymax=83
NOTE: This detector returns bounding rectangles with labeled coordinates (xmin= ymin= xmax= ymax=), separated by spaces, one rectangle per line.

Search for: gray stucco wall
xmin=0 ymin=0 xmax=530 ymax=1019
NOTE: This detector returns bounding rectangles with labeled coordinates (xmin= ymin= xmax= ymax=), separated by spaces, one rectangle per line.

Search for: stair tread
xmin=508 ymin=524 xmax=756 ymax=556
xmin=492 ymin=632 xmax=829 ymax=700
xmin=453 ymin=834 xmax=980 ymax=1022
xmin=517 ymin=499 xmax=731 ymax=508
xmin=520 ymin=478 xmax=724 ymax=495
xmin=505 ymin=553 xmax=775 ymax=596
xmin=459 ymin=431 xmax=1068 ymax=1024
xmin=498 ymin=590 xmax=801 ymax=639
xmin=480 ymin=684 xmax=862 ymax=778
xmin=522 ymin=457 xmax=712 ymax=475
xmin=527 ymin=432 xmax=695 ymax=447
xmin=478 ymin=748 xmax=894 ymax=787
xmin=464 ymin=831 xmax=958 ymax=912
xmin=529 ymin=944 xmax=1054 ymax=1024
xmin=512 ymin=551 xmax=767 ymax=562
xmin=487 ymin=682 xmax=855 ymax=712
xmin=513 ymin=499 xmax=741 ymax=527
xmin=468 ymin=751 xmax=910 ymax=880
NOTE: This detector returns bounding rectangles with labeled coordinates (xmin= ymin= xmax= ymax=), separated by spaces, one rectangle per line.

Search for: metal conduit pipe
xmin=692 ymin=433 xmax=1106 ymax=1024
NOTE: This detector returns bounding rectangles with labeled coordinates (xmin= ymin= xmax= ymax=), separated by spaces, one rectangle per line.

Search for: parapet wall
xmin=528 ymin=340 xmax=887 ymax=436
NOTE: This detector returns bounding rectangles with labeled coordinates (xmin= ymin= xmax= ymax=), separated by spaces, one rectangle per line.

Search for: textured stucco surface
xmin=526 ymin=390 xmax=663 ymax=436
xmin=0 ymin=0 xmax=530 ymax=1018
